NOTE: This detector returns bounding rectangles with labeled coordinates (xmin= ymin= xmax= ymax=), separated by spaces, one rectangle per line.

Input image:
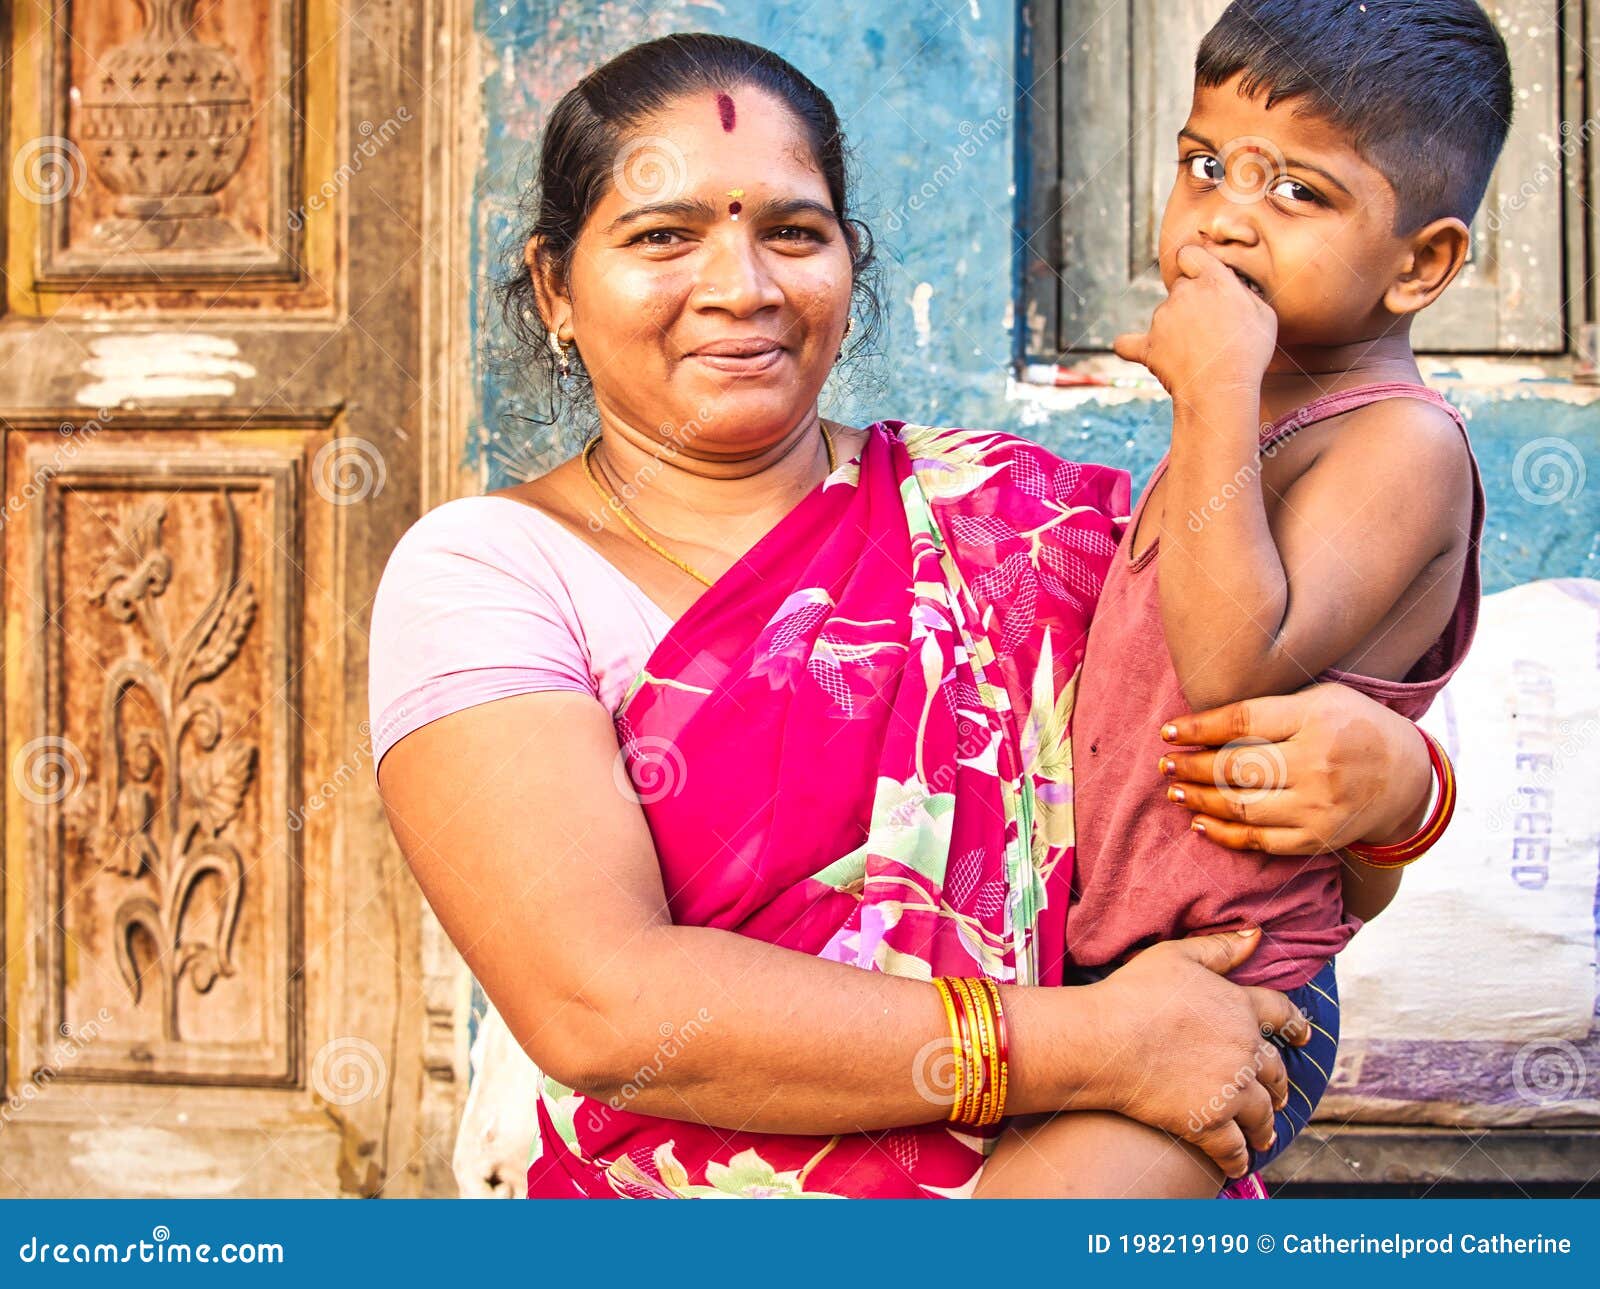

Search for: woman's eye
xmin=1270 ymin=178 xmax=1318 ymax=204
xmin=633 ymin=228 xmax=686 ymax=247
xmin=769 ymin=225 xmax=822 ymax=243
xmin=1186 ymin=155 xmax=1224 ymax=182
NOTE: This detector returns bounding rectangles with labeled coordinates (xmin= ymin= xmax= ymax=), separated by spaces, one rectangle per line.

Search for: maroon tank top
xmin=1064 ymin=382 xmax=1486 ymax=990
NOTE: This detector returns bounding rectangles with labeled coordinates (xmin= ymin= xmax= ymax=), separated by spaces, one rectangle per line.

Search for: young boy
xmin=980 ymin=0 xmax=1503 ymax=1196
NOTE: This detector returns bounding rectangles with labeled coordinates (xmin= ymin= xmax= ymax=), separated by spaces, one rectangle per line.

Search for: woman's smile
xmin=686 ymin=335 xmax=789 ymax=375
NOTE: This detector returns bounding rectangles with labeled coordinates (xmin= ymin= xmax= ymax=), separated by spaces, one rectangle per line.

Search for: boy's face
xmin=1159 ymin=74 xmax=1411 ymax=348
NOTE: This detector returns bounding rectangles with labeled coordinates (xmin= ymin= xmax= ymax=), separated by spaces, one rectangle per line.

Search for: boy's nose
xmin=1198 ymin=202 xmax=1259 ymax=247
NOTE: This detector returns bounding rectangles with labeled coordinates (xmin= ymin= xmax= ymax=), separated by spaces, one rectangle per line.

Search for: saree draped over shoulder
xmin=525 ymin=421 xmax=1129 ymax=1198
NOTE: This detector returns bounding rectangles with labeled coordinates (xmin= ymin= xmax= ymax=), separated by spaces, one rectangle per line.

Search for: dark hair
xmin=1194 ymin=0 xmax=1513 ymax=230
xmin=491 ymin=32 xmax=883 ymax=432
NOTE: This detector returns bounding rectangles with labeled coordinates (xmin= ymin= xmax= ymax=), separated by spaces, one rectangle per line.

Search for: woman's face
xmin=540 ymin=87 xmax=855 ymax=456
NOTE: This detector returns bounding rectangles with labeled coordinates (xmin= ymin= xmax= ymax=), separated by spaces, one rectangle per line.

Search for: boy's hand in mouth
xmin=1113 ymin=243 xmax=1277 ymax=414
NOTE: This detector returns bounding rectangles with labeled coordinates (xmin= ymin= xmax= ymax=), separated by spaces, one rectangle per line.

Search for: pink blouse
xmin=366 ymin=496 xmax=674 ymax=777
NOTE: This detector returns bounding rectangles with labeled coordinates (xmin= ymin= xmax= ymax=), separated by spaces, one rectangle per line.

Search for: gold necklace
xmin=580 ymin=424 xmax=837 ymax=587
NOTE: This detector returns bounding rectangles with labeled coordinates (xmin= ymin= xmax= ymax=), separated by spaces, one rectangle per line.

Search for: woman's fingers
xmin=1164 ymin=779 xmax=1303 ymax=827
xmin=1233 ymin=1079 xmax=1279 ymax=1156
xmin=1191 ymin=1121 xmax=1252 ymax=1179
xmin=1162 ymin=692 xmax=1306 ymax=749
xmin=1246 ymin=985 xmax=1312 ymax=1047
xmin=1186 ymin=814 xmax=1329 ymax=856
xmin=1161 ymin=741 xmax=1293 ymax=791
xmin=1254 ymin=1039 xmax=1291 ymax=1112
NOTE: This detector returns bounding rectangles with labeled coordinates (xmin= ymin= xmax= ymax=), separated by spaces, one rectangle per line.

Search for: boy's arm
xmin=1117 ymin=245 xmax=1468 ymax=712
xmin=1160 ymin=394 xmax=1467 ymax=712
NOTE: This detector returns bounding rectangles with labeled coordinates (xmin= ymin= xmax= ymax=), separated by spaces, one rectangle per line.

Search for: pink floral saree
xmin=525 ymin=420 xmax=1130 ymax=1198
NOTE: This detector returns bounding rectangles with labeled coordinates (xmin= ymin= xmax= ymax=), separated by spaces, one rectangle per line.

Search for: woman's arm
xmin=377 ymin=689 xmax=1307 ymax=1169
xmin=1155 ymin=681 xmax=1435 ymax=921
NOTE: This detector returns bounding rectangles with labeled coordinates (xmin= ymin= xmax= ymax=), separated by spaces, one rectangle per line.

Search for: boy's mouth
xmin=1230 ymin=266 xmax=1267 ymax=300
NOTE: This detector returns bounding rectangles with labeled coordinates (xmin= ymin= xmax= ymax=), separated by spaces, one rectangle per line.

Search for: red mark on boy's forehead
xmin=715 ymin=92 xmax=736 ymax=131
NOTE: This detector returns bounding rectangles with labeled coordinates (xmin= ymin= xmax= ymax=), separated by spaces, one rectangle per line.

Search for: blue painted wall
xmin=468 ymin=0 xmax=1598 ymax=593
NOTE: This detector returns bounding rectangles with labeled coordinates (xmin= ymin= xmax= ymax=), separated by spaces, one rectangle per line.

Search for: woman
xmin=370 ymin=33 xmax=1442 ymax=1199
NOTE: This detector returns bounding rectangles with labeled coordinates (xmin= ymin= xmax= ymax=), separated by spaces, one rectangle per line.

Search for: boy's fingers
xmin=1112 ymin=331 xmax=1150 ymax=365
xmin=1175 ymin=242 xmax=1221 ymax=279
xmin=1160 ymin=693 xmax=1305 ymax=748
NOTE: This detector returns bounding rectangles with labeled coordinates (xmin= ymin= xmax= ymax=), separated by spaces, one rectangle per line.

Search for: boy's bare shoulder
xmin=1316 ymin=393 xmax=1471 ymax=482
xmin=1282 ymin=392 xmax=1475 ymax=557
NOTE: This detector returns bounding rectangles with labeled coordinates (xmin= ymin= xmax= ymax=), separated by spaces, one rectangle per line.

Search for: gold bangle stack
xmin=931 ymin=976 xmax=1009 ymax=1127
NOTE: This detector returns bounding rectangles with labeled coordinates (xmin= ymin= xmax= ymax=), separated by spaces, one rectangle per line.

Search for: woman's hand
xmin=1077 ymin=928 xmax=1311 ymax=1179
xmin=1155 ymin=681 xmax=1433 ymax=856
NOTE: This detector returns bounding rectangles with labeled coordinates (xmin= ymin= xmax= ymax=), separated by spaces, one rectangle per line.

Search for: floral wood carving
xmin=64 ymin=493 xmax=258 ymax=1042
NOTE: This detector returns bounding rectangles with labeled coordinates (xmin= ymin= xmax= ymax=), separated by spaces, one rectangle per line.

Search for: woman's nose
xmin=691 ymin=234 xmax=784 ymax=315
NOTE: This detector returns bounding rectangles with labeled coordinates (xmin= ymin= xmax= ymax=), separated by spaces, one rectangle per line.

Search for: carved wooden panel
xmin=23 ymin=445 xmax=301 ymax=1086
xmin=35 ymin=0 xmax=306 ymax=289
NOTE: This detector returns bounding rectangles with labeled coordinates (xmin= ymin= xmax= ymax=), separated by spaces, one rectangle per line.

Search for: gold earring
xmin=548 ymin=329 xmax=573 ymax=380
xmin=836 ymin=316 xmax=855 ymax=362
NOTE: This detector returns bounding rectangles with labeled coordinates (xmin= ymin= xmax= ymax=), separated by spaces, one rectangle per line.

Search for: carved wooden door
xmin=1 ymin=0 xmax=474 ymax=1196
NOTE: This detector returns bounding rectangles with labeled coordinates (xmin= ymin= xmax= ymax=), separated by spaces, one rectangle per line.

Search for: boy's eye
xmin=1269 ymin=178 xmax=1318 ymax=205
xmin=1186 ymin=154 xmax=1225 ymax=182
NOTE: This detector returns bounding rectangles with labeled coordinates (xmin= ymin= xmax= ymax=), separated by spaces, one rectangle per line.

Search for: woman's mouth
xmin=689 ymin=339 xmax=787 ymax=375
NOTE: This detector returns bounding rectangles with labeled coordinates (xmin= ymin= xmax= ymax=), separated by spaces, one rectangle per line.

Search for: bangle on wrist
xmin=1343 ymin=726 xmax=1455 ymax=869
xmin=931 ymin=976 xmax=1010 ymax=1127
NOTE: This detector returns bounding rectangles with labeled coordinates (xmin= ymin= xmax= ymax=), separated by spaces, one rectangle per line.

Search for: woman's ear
xmin=526 ymin=234 xmax=573 ymax=338
xmin=1383 ymin=216 xmax=1471 ymax=317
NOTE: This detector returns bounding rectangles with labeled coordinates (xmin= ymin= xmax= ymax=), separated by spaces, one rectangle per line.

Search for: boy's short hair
xmin=1195 ymin=0 xmax=1513 ymax=231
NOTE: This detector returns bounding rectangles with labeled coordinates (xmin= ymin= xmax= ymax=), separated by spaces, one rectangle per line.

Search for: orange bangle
xmin=930 ymin=977 xmax=965 ymax=1122
xmin=1344 ymin=728 xmax=1456 ymax=868
xmin=977 ymin=977 xmax=1010 ymax=1125
xmin=948 ymin=977 xmax=986 ymax=1125
xmin=954 ymin=977 xmax=995 ymax=1126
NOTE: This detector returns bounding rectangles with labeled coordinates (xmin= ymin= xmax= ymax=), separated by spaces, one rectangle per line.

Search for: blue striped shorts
xmin=1247 ymin=957 xmax=1339 ymax=1172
